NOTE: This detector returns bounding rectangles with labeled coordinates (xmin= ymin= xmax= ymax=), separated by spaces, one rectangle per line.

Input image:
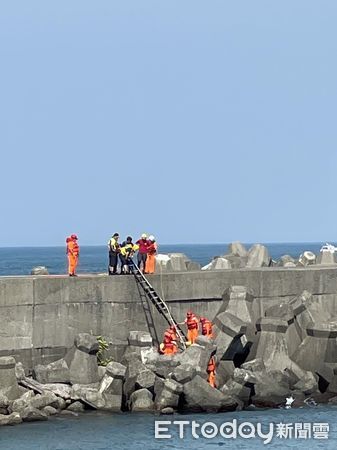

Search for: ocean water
xmin=0 ymin=407 xmax=336 ymax=449
xmin=0 ymin=242 xmax=330 ymax=276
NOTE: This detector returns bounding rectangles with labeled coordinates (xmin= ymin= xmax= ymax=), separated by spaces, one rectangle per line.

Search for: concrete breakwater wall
xmin=1 ymin=266 xmax=337 ymax=369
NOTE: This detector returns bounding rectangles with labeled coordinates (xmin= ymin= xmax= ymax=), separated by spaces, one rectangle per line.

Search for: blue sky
xmin=1 ymin=1 xmax=337 ymax=246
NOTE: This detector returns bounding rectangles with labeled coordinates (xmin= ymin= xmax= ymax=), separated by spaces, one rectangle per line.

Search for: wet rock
xmin=21 ymin=406 xmax=48 ymax=422
xmin=154 ymin=378 xmax=183 ymax=411
xmin=183 ymin=375 xmax=239 ymax=413
xmin=160 ymin=407 xmax=175 ymax=415
xmin=67 ymin=401 xmax=85 ymax=412
xmin=29 ymin=392 xmax=59 ymax=410
xmin=31 ymin=266 xmax=49 ymax=275
xmin=34 ymin=359 xmax=70 ymax=384
xmin=0 ymin=412 xmax=22 ymax=426
xmin=129 ymin=389 xmax=154 ymax=411
xmin=60 ymin=410 xmax=79 ymax=417
xmin=43 ymin=406 xmax=58 ymax=416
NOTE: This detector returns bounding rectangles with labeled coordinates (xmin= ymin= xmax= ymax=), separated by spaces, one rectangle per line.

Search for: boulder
xmin=186 ymin=261 xmax=201 ymax=271
xmin=0 ymin=393 xmax=9 ymax=409
xmin=177 ymin=344 xmax=215 ymax=374
xmin=67 ymin=401 xmax=85 ymax=412
xmin=29 ymin=392 xmax=59 ymax=410
xmin=246 ymin=244 xmax=270 ymax=268
xmin=154 ymin=379 xmax=183 ymax=411
xmin=155 ymin=255 xmax=172 ymax=272
xmin=74 ymin=334 xmax=99 ymax=354
xmin=252 ymin=376 xmax=290 ymax=408
xmin=123 ymin=359 xmax=148 ymax=400
xmin=317 ymin=250 xmax=337 ymax=265
xmin=167 ymin=253 xmax=189 ymax=271
xmin=221 ymin=379 xmax=251 ymax=404
xmin=171 ymin=364 xmax=199 ymax=384
xmin=105 ymin=361 xmax=126 ymax=379
xmin=153 ymin=355 xmax=181 ymax=378
xmin=215 ymin=360 xmax=235 ymax=388
xmin=43 ymin=406 xmax=58 ymax=416
xmin=298 ymin=251 xmax=316 ymax=266
xmin=128 ymin=331 xmax=153 ymax=347
xmin=0 ymin=412 xmax=22 ymax=426
xmin=212 ymin=257 xmax=232 ymax=270
xmin=135 ymin=369 xmax=156 ymax=391
xmin=0 ymin=357 xmax=22 ymax=400
xmin=34 ymin=358 xmax=70 ymax=384
xmin=228 ymin=242 xmax=248 ymax=258
xmin=67 ymin=336 xmax=99 ymax=385
xmin=31 ymin=266 xmax=49 ymax=275
xmin=278 ymin=255 xmax=296 ymax=267
xmin=183 ymin=375 xmax=238 ymax=413
xmin=15 ymin=362 xmax=25 ymax=381
xmin=129 ymin=389 xmax=154 ymax=411
xmin=10 ymin=391 xmax=35 ymax=413
xmin=20 ymin=406 xmax=48 ymax=422
xmin=160 ymin=407 xmax=175 ymax=415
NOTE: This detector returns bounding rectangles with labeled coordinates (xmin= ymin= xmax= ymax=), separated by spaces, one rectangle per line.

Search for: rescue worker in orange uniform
xmin=159 ymin=325 xmax=178 ymax=355
xmin=67 ymin=234 xmax=80 ymax=276
xmin=145 ymin=235 xmax=157 ymax=274
xmin=200 ymin=317 xmax=214 ymax=339
xmin=184 ymin=311 xmax=199 ymax=345
xmin=207 ymin=356 xmax=216 ymax=388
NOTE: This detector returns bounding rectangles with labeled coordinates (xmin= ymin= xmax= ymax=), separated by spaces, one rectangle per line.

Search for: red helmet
xmin=66 ymin=237 xmax=71 ymax=243
xmin=71 ymin=234 xmax=78 ymax=240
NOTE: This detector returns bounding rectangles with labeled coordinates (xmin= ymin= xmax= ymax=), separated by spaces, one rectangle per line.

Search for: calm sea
xmin=0 ymin=242 xmax=329 ymax=276
xmin=0 ymin=407 xmax=336 ymax=449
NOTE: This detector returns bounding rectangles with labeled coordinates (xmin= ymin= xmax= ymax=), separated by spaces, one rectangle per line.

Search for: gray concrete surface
xmin=1 ymin=266 xmax=337 ymax=369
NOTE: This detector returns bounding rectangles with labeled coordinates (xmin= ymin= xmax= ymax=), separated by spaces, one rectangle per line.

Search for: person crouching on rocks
xmin=159 ymin=325 xmax=178 ymax=355
xmin=119 ymin=237 xmax=138 ymax=274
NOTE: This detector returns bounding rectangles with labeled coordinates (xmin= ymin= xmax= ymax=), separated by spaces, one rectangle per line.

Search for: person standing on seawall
xmin=108 ymin=233 xmax=120 ymax=275
xmin=136 ymin=233 xmax=150 ymax=273
xmin=145 ymin=235 xmax=157 ymax=274
xmin=67 ymin=234 xmax=80 ymax=276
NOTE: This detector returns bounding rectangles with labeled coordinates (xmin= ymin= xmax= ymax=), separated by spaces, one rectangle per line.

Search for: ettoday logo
xmin=155 ymin=420 xmax=329 ymax=444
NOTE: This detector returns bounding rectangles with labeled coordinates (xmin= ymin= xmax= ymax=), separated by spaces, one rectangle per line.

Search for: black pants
xmin=109 ymin=252 xmax=118 ymax=274
xmin=119 ymin=254 xmax=133 ymax=273
xmin=137 ymin=253 xmax=147 ymax=271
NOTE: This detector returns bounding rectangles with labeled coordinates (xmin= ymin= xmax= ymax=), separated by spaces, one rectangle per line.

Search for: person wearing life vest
xmin=184 ymin=311 xmax=199 ymax=345
xmin=136 ymin=233 xmax=150 ymax=273
xmin=160 ymin=325 xmax=178 ymax=355
xmin=108 ymin=233 xmax=120 ymax=275
xmin=67 ymin=234 xmax=80 ymax=277
xmin=207 ymin=356 xmax=216 ymax=388
xmin=200 ymin=317 xmax=214 ymax=339
xmin=145 ymin=235 xmax=157 ymax=274
xmin=119 ymin=237 xmax=138 ymax=274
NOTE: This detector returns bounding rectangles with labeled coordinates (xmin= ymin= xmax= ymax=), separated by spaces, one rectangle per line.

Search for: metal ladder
xmin=129 ymin=261 xmax=187 ymax=350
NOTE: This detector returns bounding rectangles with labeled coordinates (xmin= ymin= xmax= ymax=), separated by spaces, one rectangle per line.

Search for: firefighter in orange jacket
xmin=207 ymin=356 xmax=216 ymax=388
xmin=200 ymin=317 xmax=214 ymax=339
xmin=184 ymin=311 xmax=199 ymax=345
xmin=67 ymin=234 xmax=80 ymax=276
xmin=159 ymin=325 xmax=178 ymax=355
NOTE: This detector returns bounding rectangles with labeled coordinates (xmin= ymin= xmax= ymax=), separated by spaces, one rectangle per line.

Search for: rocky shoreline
xmin=2 ymin=280 xmax=337 ymax=426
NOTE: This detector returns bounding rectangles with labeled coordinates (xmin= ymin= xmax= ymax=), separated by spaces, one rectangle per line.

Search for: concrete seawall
xmin=1 ymin=266 xmax=337 ymax=369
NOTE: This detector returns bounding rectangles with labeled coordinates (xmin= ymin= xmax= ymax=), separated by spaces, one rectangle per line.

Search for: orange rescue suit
xmin=185 ymin=315 xmax=199 ymax=344
xmin=67 ymin=240 xmax=80 ymax=275
xmin=201 ymin=319 xmax=214 ymax=339
xmin=145 ymin=242 xmax=157 ymax=274
xmin=207 ymin=356 xmax=216 ymax=388
xmin=160 ymin=327 xmax=178 ymax=355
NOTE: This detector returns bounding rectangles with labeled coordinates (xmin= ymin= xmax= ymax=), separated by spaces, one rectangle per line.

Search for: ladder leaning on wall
xmin=129 ymin=261 xmax=187 ymax=350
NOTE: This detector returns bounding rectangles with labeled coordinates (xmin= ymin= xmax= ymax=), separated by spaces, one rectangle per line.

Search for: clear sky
xmin=1 ymin=1 xmax=337 ymax=246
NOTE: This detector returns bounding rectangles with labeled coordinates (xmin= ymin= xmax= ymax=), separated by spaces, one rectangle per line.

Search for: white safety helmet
xmin=148 ymin=235 xmax=155 ymax=241
xmin=141 ymin=233 xmax=147 ymax=239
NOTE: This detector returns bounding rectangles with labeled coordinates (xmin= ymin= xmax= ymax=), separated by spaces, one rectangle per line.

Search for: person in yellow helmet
xmin=119 ymin=236 xmax=138 ymax=274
